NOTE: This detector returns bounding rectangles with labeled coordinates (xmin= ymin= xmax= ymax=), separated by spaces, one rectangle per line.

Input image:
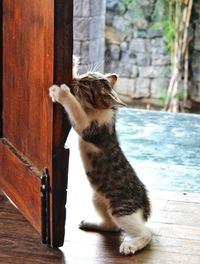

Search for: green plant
xmin=158 ymin=88 xmax=168 ymax=105
xmin=119 ymin=0 xmax=176 ymax=56
xmin=119 ymin=0 xmax=144 ymax=22
xmin=151 ymin=1 xmax=177 ymax=57
xmin=119 ymin=0 xmax=137 ymax=13
xmin=153 ymin=0 xmax=195 ymax=112
xmin=118 ymin=0 xmax=194 ymax=112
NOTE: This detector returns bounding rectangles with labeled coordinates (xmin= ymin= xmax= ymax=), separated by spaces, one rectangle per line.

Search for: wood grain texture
xmin=0 ymin=0 xmax=2 ymax=137
xmin=0 ymin=190 xmax=63 ymax=264
xmin=1 ymin=0 xmax=52 ymax=243
xmin=62 ymin=131 xmax=200 ymax=264
xmin=2 ymin=0 xmax=53 ymax=170
xmin=0 ymin=139 xmax=41 ymax=233
xmin=1 ymin=0 xmax=72 ymax=247
xmin=50 ymin=0 xmax=73 ymax=247
xmin=1 ymin=146 xmax=200 ymax=264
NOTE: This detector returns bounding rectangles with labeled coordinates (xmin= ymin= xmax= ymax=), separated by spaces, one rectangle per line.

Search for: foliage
xmin=119 ymin=0 xmax=136 ymax=14
xmin=158 ymin=87 xmax=184 ymax=105
xmin=119 ymin=0 xmax=144 ymax=21
xmin=158 ymin=89 xmax=168 ymax=105
xmin=118 ymin=0 xmax=194 ymax=112
xmin=151 ymin=0 xmax=179 ymax=56
xmin=119 ymin=0 xmax=177 ymax=56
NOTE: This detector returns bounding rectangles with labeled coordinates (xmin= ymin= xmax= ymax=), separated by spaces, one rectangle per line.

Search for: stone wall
xmin=73 ymin=0 xmax=106 ymax=74
xmin=73 ymin=0 xmax=200 ymax=107
xmin=105 ymin=0 xmax=200 ymax=106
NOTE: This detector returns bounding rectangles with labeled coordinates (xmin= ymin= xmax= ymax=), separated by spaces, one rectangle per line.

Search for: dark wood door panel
xmin=0 ymin=0 xmax=73 ymax=247
xmin=0 ymin=139 xmax=41 ymax=233
xmin=0 ymin=0 xmax=2 ymax=137
xmin=51 ymin=0 xmax=73 ymax=247
xmin=3 ymin=0 xmax=54 ymax=171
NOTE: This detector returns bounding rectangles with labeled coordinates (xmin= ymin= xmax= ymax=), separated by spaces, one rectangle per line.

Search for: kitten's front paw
xmin=49 ymin=84 xmax=70 ymax=103
xmin=49 ymin=85 xmax=60 ymax=102
xmin=60 ymin=84 xmax=70 ymax=93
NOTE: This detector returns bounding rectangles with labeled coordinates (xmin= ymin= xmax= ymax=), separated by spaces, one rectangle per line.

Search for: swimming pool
xmin=116 ymin=108 xmax=200 ymax=193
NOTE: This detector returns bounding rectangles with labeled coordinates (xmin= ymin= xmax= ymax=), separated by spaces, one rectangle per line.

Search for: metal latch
xmin=41 ymin=168 xmax=50 ymax=244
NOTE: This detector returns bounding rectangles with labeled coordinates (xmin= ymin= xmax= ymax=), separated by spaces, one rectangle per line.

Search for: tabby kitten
xmin=49 ymin=57 xmax=151 ymax=255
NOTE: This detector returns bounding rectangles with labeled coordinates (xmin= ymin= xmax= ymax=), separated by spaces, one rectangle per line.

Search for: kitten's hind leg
xmin=80 ymin=194 xmax=120 ymax=232
xmin=112 ymin=209 xmax=151 ymax=255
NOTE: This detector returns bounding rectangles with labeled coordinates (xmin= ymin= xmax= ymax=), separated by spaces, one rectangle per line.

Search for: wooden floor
xmin=1 ymin=131 xmax=200 ymax=264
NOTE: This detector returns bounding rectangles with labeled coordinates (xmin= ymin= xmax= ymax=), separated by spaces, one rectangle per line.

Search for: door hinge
xmin=41 ymin=168 xmax=50 ymax=244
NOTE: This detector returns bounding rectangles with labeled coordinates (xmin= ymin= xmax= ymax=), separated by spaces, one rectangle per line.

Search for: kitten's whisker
xmin=88 ymin=63 xmax=95 ymax=72
xmin=91 ymin=63 xmax=97 ymax=72
xmin=96 ymin=61 xmax=104 ymax=72
xmin=91 ymin=62 xmax=98 ymax=72
xmin=84 ymin=60 xmax=105 ymax=74
xmin=93 ymin=62 xmax=100 ymax=72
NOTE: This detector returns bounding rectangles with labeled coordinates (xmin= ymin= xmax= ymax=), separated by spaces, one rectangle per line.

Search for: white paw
xmin=49 ymin=84 xmax=70 ymax=103
xmin=49 ymin=85 xmax=60 ymax=102
xmin=119 ymin=242 xmax=136 ymax=255
xmin=60 ymin=84 xmax=70 ymax=93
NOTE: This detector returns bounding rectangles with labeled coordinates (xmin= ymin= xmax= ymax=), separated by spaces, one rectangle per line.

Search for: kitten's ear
xmin=105 ymin=73 xmax=118 ymax=86
xmin=108 ymin=89 xmax=127 ymax=107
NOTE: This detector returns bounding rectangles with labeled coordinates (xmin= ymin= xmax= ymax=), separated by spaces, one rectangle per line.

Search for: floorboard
xmin=0 ymin=131 xmax=200 ymax=263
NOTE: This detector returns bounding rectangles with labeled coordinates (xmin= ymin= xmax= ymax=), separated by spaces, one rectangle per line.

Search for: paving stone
xmin=90 ymin=16 xmax=106 ymax=39
xmin=82 ymin=0 xmax=90 ymax=16
xmin=151 ymin=78 xmax=169 ymax=98
xmin=139 ymin=66 xmax=170 ymax=78
xmin=130 ymin=38 xmax=151 ymax=53
xmin=152 ymin=54 xmax=171 ymax=66
xmin=73 ymin=0 xmax=82 ymax=16
xmin=115 ymin=77 xmax=135 ymax=97
xmin=113 ymin=15 xmax=129 ymax=33
xmin=106 ymin=0 xmax=119 ymax=11
xmin=136 ymin=53 xmax=151 ymax=66
xmin=73 ymin=41 xmax=81 ymax=56
xmin=91 ymin=0 xmax=106 ymax=16
xmin=109 ymin=44 xmax=121 ymax=60
xmin=105 ymin=26 xmax=126 ymax=44
xmin=73 ymin=18 xmax=90 ymax=41
xmin=135 ymin=78 xmax=151 ymax=98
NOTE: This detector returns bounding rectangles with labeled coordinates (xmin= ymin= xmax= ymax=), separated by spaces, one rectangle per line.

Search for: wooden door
xmin=0 ymin=0 xmax=73 ymax=247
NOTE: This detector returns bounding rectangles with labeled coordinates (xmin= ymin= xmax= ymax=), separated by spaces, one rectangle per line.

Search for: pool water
xmin=116 ymin=108 xmax=200 ymax=193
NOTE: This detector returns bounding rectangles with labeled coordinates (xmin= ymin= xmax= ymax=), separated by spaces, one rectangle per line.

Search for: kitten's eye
xmin=83 ymin=81 xmax=90 ymax=86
